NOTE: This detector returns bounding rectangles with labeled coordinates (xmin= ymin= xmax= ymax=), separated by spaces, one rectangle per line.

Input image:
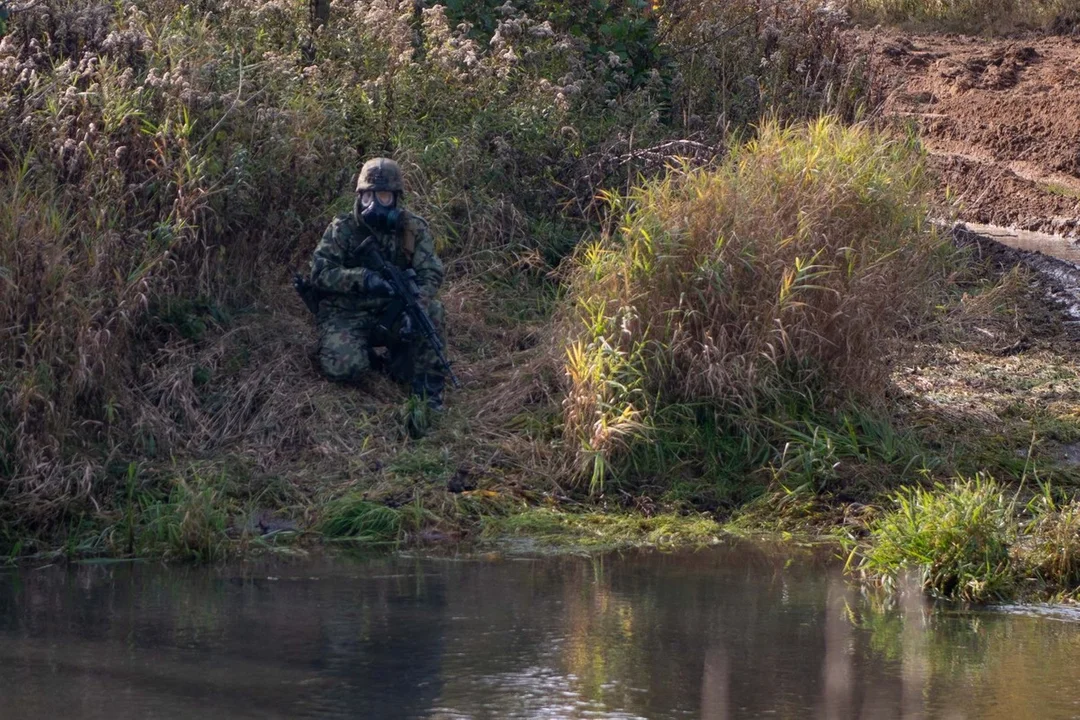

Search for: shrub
xmin=561 ymin=118 xmax=951 ymax=487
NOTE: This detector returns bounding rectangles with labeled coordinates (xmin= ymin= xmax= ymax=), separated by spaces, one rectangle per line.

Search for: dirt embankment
xmin=860 ymin=31 xmax=1080 ymax=237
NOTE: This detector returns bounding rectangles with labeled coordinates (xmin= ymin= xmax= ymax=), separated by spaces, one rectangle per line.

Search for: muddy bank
xmin=862 ymin=30 xmax=1080 ymax=235
xmin=952 ymin=222 xmax=1080 ymax=319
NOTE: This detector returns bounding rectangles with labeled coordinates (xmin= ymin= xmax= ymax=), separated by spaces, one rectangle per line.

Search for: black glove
xmin=293 ymin=272 xmax=321 ymax=315
xmin=363 ymin=271 xmax=396 ymax=297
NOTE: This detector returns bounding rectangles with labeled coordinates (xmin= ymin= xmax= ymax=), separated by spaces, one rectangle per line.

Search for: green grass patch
xmin=851 ymin=475 xmax=1016 ymax=602
xmin=321 ymin=496 xmax=403 ymax=544
xmin=388 ymin=447 xmax=452 ymax=481
xmin=1042 ymin=182 xmax=1080 ymax=201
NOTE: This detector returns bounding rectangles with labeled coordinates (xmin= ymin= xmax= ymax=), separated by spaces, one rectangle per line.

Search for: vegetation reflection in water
xmin=1 ymin=543 xmax=1080 ymax=719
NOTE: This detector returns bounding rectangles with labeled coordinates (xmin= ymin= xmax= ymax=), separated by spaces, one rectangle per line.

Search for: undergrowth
xmin=2 ymin=0 xmax=1074 ymax=603
xmin=0 ymin=0 xmax=868 ymax=552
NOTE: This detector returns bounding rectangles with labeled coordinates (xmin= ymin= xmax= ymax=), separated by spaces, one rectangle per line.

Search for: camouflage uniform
xmin=309 ymin=210 xmax=446 ymax=386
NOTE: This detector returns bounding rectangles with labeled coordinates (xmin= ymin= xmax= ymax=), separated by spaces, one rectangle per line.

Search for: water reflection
xmin=1 ymin=541 xmax=1079 ymax=719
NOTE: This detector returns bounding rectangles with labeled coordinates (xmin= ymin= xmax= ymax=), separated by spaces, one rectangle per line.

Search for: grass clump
xmin=852 ymin=477 xmax=1080 ymax=602
xmin=137 ymin=472 xmax=235 ymax=563
xmin=562 ymin=117 xmax=951 ymax=494
xmin=321 ymin=496 xmax=403 ymax=544
xmin=482 ymin=508 xmax=721 ymax=551
xmin=852 ymin=475 xmax=1015 ymax=602
xmin=1018 ymin=490 xmax=1080 ymax=593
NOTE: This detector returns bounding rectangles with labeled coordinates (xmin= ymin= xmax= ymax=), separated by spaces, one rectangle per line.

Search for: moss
xmin=481 ymin=508 xmax=722 ymax=552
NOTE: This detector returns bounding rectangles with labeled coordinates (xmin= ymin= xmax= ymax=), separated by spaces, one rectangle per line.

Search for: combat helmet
xmin=356 ymin=157 xmax=404 ymax=194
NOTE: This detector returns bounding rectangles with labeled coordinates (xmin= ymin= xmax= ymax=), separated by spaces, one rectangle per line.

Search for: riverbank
xmin=9 ymin=219 xmax=1080 ymax=605
xmin=3 ymin=2 xmax=1080 ymax=603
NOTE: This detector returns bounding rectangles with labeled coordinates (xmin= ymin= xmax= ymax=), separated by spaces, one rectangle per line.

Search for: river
xmin=2 ymin=539 xmax=1079 ymax=719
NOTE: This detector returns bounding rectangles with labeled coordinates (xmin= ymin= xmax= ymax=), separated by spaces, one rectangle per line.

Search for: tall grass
xmin=562 ymin=118 xmax=952 ymax=490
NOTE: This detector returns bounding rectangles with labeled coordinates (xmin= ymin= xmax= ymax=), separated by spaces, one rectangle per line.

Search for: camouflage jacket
xmin=309 ymin=210 xmax=444 ymax=313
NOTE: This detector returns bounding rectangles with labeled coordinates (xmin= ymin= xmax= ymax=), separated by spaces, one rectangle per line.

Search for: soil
xmin=857 ymin=30 xmax=1080 ymax=236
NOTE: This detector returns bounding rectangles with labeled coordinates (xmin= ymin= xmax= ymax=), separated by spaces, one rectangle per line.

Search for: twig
xmin=191 ymin=57 xmax=245 ymax=154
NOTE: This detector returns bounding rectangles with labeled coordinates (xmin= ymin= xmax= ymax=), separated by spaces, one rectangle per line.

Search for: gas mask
xmin=355 ymin=190 xmax=402 ymax=234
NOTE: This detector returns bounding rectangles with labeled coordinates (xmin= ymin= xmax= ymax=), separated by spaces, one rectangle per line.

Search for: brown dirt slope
xmin=860 ymin=31 xmax=1080 ymax=236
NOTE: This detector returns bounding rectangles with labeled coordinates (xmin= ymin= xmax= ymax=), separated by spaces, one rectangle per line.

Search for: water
xmin=966 ymin=221 xmax=1080 ymax=267
xmin=2 ymin=541 xmax=1079 ymax=719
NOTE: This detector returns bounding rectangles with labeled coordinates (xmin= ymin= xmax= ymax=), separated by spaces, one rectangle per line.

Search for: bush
xmin=561 ymin=118 xmax=951 ymax=488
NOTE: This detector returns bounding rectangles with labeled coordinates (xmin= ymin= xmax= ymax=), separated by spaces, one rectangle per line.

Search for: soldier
xmin=305 ymin=158 xmax=448 ymax=409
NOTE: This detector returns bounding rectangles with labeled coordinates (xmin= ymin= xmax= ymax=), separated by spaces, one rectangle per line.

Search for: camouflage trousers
xmin=316 ymin=300 xmax=446 ymax=384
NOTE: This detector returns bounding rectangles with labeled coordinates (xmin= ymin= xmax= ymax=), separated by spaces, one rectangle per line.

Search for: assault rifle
xmin=360 ymin=237 xmax=461 ymax=388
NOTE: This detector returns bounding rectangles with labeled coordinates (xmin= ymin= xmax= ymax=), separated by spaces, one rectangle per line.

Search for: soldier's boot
xmin=410 ymin=372 xmax=445 ymax=412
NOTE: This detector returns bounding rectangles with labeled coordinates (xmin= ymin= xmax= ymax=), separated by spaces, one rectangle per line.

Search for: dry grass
xmin=561 ymin=117 xmax=953 ymax=486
